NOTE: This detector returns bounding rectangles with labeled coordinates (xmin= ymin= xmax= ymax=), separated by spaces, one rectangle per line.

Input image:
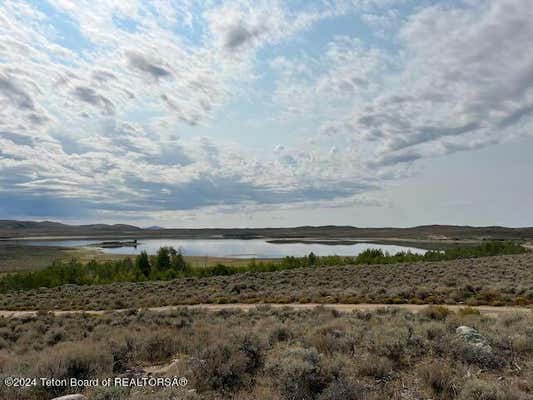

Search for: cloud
xmin=223 ymin=22 xmax=266 ymax=50
xmin=91 ymin=69 xmax=118 ymax=83
xmin=306 ymin=0 xmax=533 ymax=169
xmin=497 ymin=103 xmax=533 ymax=129
xmin=271 ymin=35 xmax=388 ymax=124
xmin=1 ymin=0 xmax=532 ymax=224
xmin=368 ymin=149 xmax=422 ymax=167
xmin=71 ymin=86 xmax=116 ymax=115
xmin=205 ymin=2 xmax=280 ymax=52
xmin=204 ymin=0 xmax=332 ymax=54
xmin=0 ymin=74 xmax=35 ymax=110
xmin=126 ymin=51 xmax=172 ymax=81
xmin=376 ymin=122 xmax=482 ymax=152
xmin=366 ymin=0 xmax=533 ymax=160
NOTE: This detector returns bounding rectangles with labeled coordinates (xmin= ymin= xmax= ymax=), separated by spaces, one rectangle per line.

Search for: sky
xmin=0 ymin=0 xmax=532 ymax=228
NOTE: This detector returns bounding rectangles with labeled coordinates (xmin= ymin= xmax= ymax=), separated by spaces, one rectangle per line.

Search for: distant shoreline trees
xmin=136 ymin=251 xmax=150 ymax=277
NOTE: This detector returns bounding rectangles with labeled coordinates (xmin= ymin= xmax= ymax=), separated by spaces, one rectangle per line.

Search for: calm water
xmin=21 ymin=239 xmax=426 ymax=258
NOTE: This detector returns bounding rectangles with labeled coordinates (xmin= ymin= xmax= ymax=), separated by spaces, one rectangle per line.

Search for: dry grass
xmin=0 ymin=244 xmax=124 ymax=273
xmin=1 ymin=306 xmax=533 ymax=399
xmin=1 ymin=253 xmax=533 ymax=310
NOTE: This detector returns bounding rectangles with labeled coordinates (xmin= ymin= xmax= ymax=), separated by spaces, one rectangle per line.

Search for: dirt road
xmin=0 ymin=303 xmax=530 ymax=319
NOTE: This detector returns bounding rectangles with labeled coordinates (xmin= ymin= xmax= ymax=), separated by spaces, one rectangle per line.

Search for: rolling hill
xmin=1 ymin=220 xmax=533 ymax=241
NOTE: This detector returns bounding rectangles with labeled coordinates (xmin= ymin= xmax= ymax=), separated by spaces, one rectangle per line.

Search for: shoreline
xmin=1 ymin=234 xmax=481 ymax=246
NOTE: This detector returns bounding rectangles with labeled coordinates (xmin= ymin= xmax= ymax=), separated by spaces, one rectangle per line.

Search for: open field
xmin=1 ymin=233 xmax=531 ymax=400
xmin=2 ymin=306 xmax=533 ymax=400
xmin=0 ymin=244 xmax=112 ymax=273
xmin=2 ymin=253 xmax=533 ymax=311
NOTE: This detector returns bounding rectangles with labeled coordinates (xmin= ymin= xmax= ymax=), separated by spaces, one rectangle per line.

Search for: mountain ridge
xmin=1 ymin=220 xmax=533 ymax=240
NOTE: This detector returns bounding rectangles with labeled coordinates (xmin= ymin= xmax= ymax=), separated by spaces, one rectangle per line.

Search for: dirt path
xmin=0 ymin=303 xmax=530 ymax=319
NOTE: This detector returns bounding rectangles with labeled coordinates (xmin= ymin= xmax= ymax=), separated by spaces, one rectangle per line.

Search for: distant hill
xmin=0 ymin=220 xmax=141 ymax=238
xmin=1 ymin=220 xmax=533 ymax=241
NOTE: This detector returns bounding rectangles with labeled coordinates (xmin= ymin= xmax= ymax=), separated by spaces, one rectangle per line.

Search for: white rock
xmin=456 ymin=325 xmax=492 ymax=352
xmin=51 ymin=395 xmax=87 ymax=400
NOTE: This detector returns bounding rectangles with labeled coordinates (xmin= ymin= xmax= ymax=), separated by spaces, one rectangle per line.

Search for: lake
xmin=21 ymin=238 xmax=427 ymax=258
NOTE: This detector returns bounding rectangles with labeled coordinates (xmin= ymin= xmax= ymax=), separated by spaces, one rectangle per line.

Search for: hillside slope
xmin=2 ymin=220 xmax=533 ymax=240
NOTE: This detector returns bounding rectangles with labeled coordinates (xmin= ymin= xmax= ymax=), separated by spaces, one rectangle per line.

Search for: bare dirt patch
xmin=0 ymin=303 xmax=530 ymax=319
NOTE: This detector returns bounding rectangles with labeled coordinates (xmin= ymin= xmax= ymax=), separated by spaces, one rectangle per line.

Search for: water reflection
xmin=23 ymin=239 xmax=427 ymax=258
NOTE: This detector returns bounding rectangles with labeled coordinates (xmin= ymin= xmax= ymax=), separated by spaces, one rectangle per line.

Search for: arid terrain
xmin=1 ymin=223 xmax=533 ymax=399
xmin=1 ymin=253 xmax=533 ymax=311
xmin=0 ymin=302 xmax=531 ymax=319
xmin=3 ymin=0 xmax=533 ymax=398
xmin=2 ymin=305 xmax=533 ymax=400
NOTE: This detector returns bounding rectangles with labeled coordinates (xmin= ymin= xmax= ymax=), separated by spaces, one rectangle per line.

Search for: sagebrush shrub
xmin=420 ymin=360 xmax=459 ymax=400
xmin=357 ymin=356 xmax=393 ymax=380
xmin=191 ymin=333 xmax=265 ymax=393
xmin=458 ymin=379 xmax=522 ymax=400
xmin=30 ymin=340 xmax=113 ymax=398
xmin=420 ymin=306 xmax=452 ymax=321
xmin=317 ymin=377 xmax=365 ymax=400
xmin=266 ymin=346 xmax=329 ymax=400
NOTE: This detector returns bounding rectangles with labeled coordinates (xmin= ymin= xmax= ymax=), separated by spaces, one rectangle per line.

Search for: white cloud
xmin=273 ymin=0 xmax=533 ymax=173
xmin=204 ymin=0 xmax=332 ymax=53
xmin=1 ymin=0 xmax=532 ymax=223
xmin=363 ymin=0 xmax=533 ymax=164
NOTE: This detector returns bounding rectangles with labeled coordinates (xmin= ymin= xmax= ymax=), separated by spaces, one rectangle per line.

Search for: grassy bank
xmin=0 ymin=242 xmax=280 ymax=273
xmin=0 ymin=243 xmax=133 ymax=273
xmin=0 ymin=241 xmax=526 ymax=293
